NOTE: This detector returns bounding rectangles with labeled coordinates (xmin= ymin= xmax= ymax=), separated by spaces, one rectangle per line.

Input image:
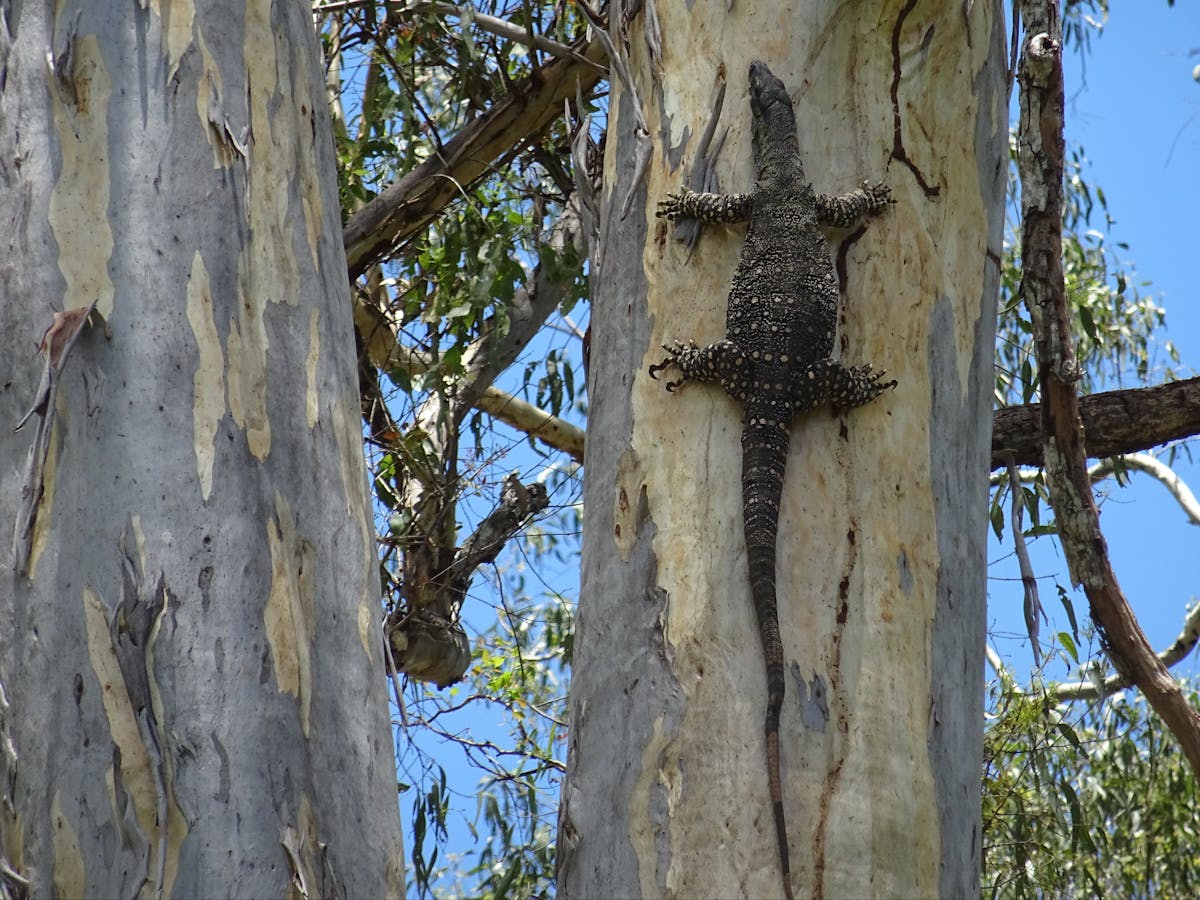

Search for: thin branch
xmin=985 ymin=643 xmax=1018 ymax=690
xmin=1089 ymin=453 xmax=1200 ymax=526
xmin=314 ymin=1 xmax=589 ymax=61
xmin=997 ymin=451 xmax=1200 ymax=699
xmin=1053 ymin=600 xmax=1200 ymax=700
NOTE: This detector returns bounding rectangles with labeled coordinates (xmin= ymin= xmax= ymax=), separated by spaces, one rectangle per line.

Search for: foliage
xmin=398 ymin=514 xmax=574 ymax=898
xmin=317 ymin=2 xmax=590 ymax=895
xmin=983 ymin=679 xmax=1200 ymax=898
xmin=994 ymin=134 xmax=1179 ymax=411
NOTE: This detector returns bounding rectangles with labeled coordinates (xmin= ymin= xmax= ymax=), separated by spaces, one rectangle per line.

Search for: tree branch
xmin=1016 ymin=0 xmax=1200 ymax=775
xmin=995 ymin=452 xmax=1200 ymax=700
xmin=992 ymin=376 xmax=1200 ymax=469
xmin=476 ymin=387 xmax=584 ymax=462
xmin=1053 ymin=600 xmax=1200 ymax=701
xmin=342 ymin=35 xmax=607 ymax=278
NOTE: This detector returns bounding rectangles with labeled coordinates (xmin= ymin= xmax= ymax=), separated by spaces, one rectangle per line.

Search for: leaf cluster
xmin=984 ymin=681 xmax=1200 ymax=898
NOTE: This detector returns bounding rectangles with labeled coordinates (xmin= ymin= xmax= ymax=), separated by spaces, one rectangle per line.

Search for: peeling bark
xmin=0 ymin=4 xmax=404 ymax=894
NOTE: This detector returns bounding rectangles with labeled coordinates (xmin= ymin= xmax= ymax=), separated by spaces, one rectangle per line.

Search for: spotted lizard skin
xmin=650 ymin=60 xmax=895 ymax=900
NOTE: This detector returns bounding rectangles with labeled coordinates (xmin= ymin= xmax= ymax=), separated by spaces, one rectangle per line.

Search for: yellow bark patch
xmin=146 ymin=0 xmax=196 ymax=81
xmin=224 ymin=1 xmax=325 ymax=462
xmin=0 ymin=803 xmax=22 ymax=885
xmin=612 ymin=450 xmax=646 ymax=561
xmin=226 ymin=317 xmax=271 ymax=460
xmin=289 ymin=41 xmax=324 ymax=269
xmin=186 ymin=253 xmax=226 ymax=500
xmin=281 ymin=793 xmax=325 ymax=899
xmin=50 ymin=791 xmax=85 ymax=899
xmin=83 ymin=575 xmax=187 ymax=896
xmin=332 ymin=385 xmax=378 ymax=657
xmin=123 ymin=520 xmax=188 ymax=892
xmin=357 ymin=597 xmax=375 ymax=664
xmin=629 ymin=716 xmax=677 ymax=897
xmin=305 ymin=306 xmax=320 ymax=429
xmin=265 ymin=493 xmax=316 ymax=736
xmin=194 ymin=27 xmax=245 ymax=168
xmin=130 ymin=514 xmax=146 ymax=561
xmin=48 ymin=33 xmax=115 ymax=320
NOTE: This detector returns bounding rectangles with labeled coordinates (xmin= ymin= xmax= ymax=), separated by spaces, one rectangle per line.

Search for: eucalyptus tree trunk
xmin=559 ymin=3 xmax=1006 ymax=897
xmin=0 ymin=4 xmax=403 ymax=896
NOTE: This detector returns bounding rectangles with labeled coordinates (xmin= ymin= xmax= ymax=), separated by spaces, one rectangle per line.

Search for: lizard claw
xmin=656 ymin=192 xmax=689 ymax=221
xmin=649 ymin=340 xmax=694 ymax=391
xmin=860 ymin=180 xmax=894 ymax=214
xmin=648 ymin=359 xmax=672 ymax=381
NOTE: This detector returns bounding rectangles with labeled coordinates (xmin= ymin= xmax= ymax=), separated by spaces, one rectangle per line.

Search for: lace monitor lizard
xmin=649 ymin=60 xmax=895 ymax=900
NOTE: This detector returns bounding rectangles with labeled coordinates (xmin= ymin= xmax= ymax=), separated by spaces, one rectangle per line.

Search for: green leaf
xmin=1058 ymin=631 xmax=1079 ymax=664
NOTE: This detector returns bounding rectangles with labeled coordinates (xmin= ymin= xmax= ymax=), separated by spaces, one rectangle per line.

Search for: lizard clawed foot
xmin=655 ymin=192 xmax=690 ymax=221
xmin=857 ymin=364 xmax=899 ymax=399
xmin=648 ymin=340 xmax=696 ymax=392
xmin=831 ymin=363 xmax=897 ymax=413
xmin=860 ymin=180 xmax=895 ymax=213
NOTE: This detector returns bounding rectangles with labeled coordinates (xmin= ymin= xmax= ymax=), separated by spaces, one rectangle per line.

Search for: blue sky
xmin=988 ymin=3 xmax=1200 ymax=684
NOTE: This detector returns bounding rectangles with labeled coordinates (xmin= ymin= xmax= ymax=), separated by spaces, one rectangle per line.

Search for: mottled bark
xmin=0 ymin=3 xmax=403 ymax=895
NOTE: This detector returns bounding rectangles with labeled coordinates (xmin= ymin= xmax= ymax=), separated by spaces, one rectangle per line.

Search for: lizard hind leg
xmin=790 ymin=359 xmax=897 ymax=412
xmin=648 ymin=338 xmax=748 ymax=395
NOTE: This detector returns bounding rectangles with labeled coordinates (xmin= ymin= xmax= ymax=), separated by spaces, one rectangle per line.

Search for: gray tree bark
xmin=559 ymin=2 xmax=1006 ymax=897
xmin=0 ymin=3 xmax=403 ymax=897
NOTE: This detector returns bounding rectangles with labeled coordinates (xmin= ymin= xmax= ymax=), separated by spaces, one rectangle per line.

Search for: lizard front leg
xmin=790 ymin=359 xmax=896 ymax=413
xmin=657 ymin=188 xmax=753 ymax=224
xmin=814 ymin=181 xmax=893 ymax=229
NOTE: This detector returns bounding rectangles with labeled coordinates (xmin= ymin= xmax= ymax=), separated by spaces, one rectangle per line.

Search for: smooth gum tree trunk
xmin=0 ymin=3 xmax=404 ymax=896
xmin=559 ymin=2 xmax=1006 ymax=897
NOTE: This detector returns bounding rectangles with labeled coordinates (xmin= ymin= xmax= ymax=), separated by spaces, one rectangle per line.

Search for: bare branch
xmin=992 ymin=376 xmax=1200 ymax=470
xmin=1089 ymin=452 xmax=1200 ymax=526
xmin=476 ymin=386 xmax=584 ymax=462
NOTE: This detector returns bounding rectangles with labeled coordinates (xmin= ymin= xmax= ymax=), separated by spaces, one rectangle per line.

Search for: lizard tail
xmin=740 ymin=417 xmax=794 ymax=900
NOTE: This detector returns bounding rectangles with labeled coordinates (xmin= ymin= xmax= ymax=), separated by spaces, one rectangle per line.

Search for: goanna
xmin=649 ymin=60 xmax=895 ymax=900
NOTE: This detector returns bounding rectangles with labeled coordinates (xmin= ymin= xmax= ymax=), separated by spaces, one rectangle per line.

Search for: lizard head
xmin=747 ymin=61 xmax=802 ymax=180
xmin=748 ymin=61 xmax=791 ymax=116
